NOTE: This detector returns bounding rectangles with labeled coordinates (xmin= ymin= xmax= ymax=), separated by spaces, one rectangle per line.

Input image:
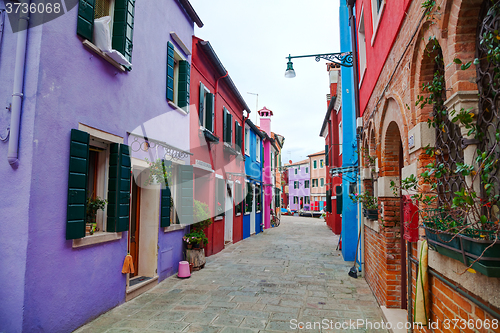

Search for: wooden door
xmin=129 ymin=176 xmax=140 ymax=278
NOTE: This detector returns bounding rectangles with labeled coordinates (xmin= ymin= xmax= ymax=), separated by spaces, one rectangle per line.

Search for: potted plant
xmin=350 ymin=191 xmax=378 ymax=220
xmin=184 ymin=200 xmax=212 ymax=270
xmin=86 ymin=196 xmax=107 ymax=235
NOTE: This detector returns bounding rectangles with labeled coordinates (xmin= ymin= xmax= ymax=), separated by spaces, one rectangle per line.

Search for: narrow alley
xmin=75 ymin=216 xmax=387 ymax=333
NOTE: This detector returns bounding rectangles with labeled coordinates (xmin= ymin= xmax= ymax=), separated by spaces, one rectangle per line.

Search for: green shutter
xmin=199 ymin=82 xmax=205 ymax=126
xmin=325 ymin=145 xmax=329 ymax=166
xmin=166 ymin=42 xmax=175 ymax=101
xmin=235 ymin=121 xmax=241 ymax=151
xmin=177 ymin=60 xmax=190 ymax=110
xmin=336 ymin=185 xmax=343 ymax=214
xmin=228 ymin=113 xmax=233 ymax=144
xmin=161 ymin=160 xmax=172 ymax=227
xmin=77 ymin=0 xmax=95 ymax=41
xmin=178 ymin=165 xmax=193 ymax=224
xmin=112 ymin=0 xmax=135 ymax=63
xmin=206 ymin=93 xmax=214 ymax=132
xmin=66 ymin=129 xmax=90 ymax=240
xmin=314 ymin=160 xmax=317 ymax=168
xmin=223 ymin=108 xmax=228 ymax=143
xmin=107 ymin=143 xmax=131 ymax=232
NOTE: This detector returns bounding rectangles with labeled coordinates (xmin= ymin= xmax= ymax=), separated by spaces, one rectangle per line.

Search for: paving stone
xmin=148 ymin=320 xmax=189 ymax=332
xmin=182 ymin=312 xmax=218 ymax=325
xmin=112 ymin=319 xmax=151 ymax=328
xmin=239 ymin=317 xmax=268 ymax=329
xmin=212 ymin=314 xmax=245 ymax=327
xmin=152 ymin=310 xmax=188 ymax=321
xmin=181 ymin=324 xmax=222 ymax=333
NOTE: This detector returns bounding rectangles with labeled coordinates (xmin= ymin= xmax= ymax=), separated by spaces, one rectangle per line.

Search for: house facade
xmin=287 ymin=159 xmax=311 ymax=211
xmin=353 ymin=0 xmax=500 ymax=327
xmin=258 ymin=107 xmax=274 ymax=229
xmin=321 ymin=64 xmax=342 ymax=234
xmin=308 ymin=150 xmax=327 ymax=211
xmin=0 ymin=1 xmax=202 ymax=332
xmin=189 ymin=36 xmax=248 ymax=256
xmin=272 ymin=133 xmax=285 ymax=218
xmin=243 ymin=118 xmax=264 ymax=237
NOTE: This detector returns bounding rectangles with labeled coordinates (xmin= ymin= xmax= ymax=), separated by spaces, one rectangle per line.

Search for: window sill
xmin=164 ymin=224 xmax=188 ymax=233
xmin=200 ymin=128 xmax=219 ymax=143
xmin=214 ymin=216 xmax=223 ymax=221
xmin=236 ymin=213 xmax=241 ymax=216
xmin=72 ymin=232 xmax=122 ymax=248
xmin=244 ymin=212 xmax=251 ymax=215
xmin=82 ymin=40 xmax=127 ymax=72
xmin=223 ymin=143 xmax=239 ymax=155
xmin=168 ymin=101 xmax=189 ymax=115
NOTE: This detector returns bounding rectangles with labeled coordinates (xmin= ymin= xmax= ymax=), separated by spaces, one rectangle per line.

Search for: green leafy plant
xmin=86 ymin=196 xmax=107 ymax=223
xmin=144 ymin=158 xmax=172 ymax=186
xmin=183 ymin=230 xmax=208 ymax=246
xmin=183 ymin=200 xmax=212 ymax=247
xmin=349 ymin=191 xmax=378 ymax=210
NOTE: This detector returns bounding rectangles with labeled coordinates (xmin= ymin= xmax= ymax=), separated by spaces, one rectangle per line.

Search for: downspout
xmin=347 ymin=0 xmax=364 ymax=275
xmin=8 ymin=0 xmax=30 ymax=165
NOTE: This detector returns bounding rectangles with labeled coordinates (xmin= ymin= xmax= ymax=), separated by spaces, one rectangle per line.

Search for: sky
xmin=189 ymin=0 xmax=341 ymax=165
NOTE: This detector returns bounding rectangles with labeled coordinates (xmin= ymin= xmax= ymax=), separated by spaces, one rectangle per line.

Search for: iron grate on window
xmin=94 ymin=0 xmax=111 ymax=19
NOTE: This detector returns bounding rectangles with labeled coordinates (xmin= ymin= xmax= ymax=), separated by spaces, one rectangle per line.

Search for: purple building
xmin=286 ymin=159 xmax=311 ymax=211
xmin=0 ymin=1 xmax=202 ymax=332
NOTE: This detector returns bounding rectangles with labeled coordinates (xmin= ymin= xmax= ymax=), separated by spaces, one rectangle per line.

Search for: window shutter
xmin=66 ymin=129 xmax=90 ymax=240
xmin=166 ymin=42 xmax=175 ymax=101
xmin=223 ymin=109 xmax=227 ymax=142
xmin=107 ymin=143 xmax=131 ymax=232
xmin=325 ymin=145 xmax=329 ymax=166
xmin=177 ymin=60 xmax=190 ymax=111
xmin=206 ymin=93 xmax=214 ymax=132
xmin=199 ymin=82 xmax=205 ymax=125
xmin=326 ymin=190 xmax=332 ymax=213
xmin=178 ymin=165 xmax=193 ymax=224
xmin=112 ymin=0 xmax=135 ymax=63
xmin=235 ymin=122 xmax=241 ymax=151
xmin=228 ymin=113 xmax=233 ymax=144
xmin=335 ymin=185 xmax=343 ymax=214
xmin=160 ymin=160 xmax=172 ymax=227
xmin=77 ymin=0 xmax=95 ymax=41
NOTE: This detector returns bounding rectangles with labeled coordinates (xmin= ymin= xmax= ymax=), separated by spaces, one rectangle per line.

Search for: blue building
xmin=339 ymin=1 xmax=359 ymax=262
xmin=243 ymin=119 xmax=264 ymax=238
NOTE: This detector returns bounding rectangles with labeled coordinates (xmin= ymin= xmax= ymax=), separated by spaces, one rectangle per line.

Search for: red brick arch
xmin=379 ymin=98 xmax=405 ymax=177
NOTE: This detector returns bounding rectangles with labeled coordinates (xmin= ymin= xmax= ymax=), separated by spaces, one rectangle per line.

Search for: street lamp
xmin=284 ymin=52 xmax=353 ymax=78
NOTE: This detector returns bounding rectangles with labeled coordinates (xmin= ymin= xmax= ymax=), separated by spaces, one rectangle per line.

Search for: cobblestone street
xmin=75 ymin=216 xmax=387 ymax=333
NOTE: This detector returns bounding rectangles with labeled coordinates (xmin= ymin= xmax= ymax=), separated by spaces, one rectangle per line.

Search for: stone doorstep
xmin=126 ymin=276 xmax=159 ymax=302
xmin=380 ymin=305 xmax=407 ymax=333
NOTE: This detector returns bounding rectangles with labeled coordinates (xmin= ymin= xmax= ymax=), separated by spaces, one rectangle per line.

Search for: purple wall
xmin=0 ymin=1 xmax=196 ymax=332
xmin=288 ymin=163 xmax=310 ymax=210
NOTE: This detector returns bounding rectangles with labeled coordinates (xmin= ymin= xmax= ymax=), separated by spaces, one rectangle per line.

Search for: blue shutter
xmin=178 ymin=165 xmax=193 ymax=224
xmin=161 ymin=160 xmax=172 ymax=227
xmin=66 ymin=129 xmax=90 ymax=240
xmin=107 ymin=143 xmax=131 ymax=232
xmin=166 ymin=42 xmax=175 ymax=101
xmin=177 ymin=60 xmax=190 ymax=110
xmin=77 ymin=0 xmax=95 ymax=41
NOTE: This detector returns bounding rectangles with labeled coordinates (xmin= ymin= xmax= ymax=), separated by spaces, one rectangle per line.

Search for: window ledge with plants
xmin=200 ymin=128 xmax=219 ymax=143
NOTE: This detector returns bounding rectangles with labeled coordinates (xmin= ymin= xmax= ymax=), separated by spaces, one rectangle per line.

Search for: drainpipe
xmin=347 ymin=0 xmax=364 ymax=275
xmin=8 ymin=0 xmax=30 ymax=165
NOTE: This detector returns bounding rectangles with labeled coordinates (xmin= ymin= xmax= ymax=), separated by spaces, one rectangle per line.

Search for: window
xmin=245 ymin=182 xmax=253 ymax=214
xmin=223 ymin=107 xmax=233 ymax=144
xmin=274 ymin=188 xmax=280 ymax=208
xmin=256 ymin=136 xmax=261 ymax=162
xmin=357 ymin=8 xmax=367 ymax=82
xmin=235 ymin=182 xmax=243 ymax=215
xmin=244 ymin=127 xmax=250 ymax=155
xmin=66 ymin=128 xmax=130 ymax=240
xmin=371 ymin=0 xmax=386 ymax=44
xmin=320 ymin=178 xmax=324 ymax=187
xmin=77 ymin=0 xmax=135 ymax=65
xmin=255 ymin=185 xmax=262 ymax=212
xmin=294 ymin=196 xmax=298 ymax=204
xmin=305 ymin=180 xmax=310 ymax=189
xmin=305 ymin=167 xmax=309 ymax=174
xmin=215 ymin=178 xmax=225 ymax=218
xmin=304 ymin=197 xmax=310 ymax=205
xmin=199 ymin=82 xmax=214 ymax=133
xmin=294 ymin=181 xmax=299 ymax=189
xmin=167 ymin=42 xmax=190 ymax=112
xmin=312 ymin=179 xmax=318 ymax=187
xmin=320 ymin=159 xmax=324 ymax=168
xmin=313 ymin=160 xmax=317 ymax=169
xmin=294 ymin=168 xmax=297 ymax=175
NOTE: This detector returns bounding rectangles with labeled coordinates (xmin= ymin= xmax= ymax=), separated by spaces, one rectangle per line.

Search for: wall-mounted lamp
xmin=284 ymin=52 xmax=353 ymax=78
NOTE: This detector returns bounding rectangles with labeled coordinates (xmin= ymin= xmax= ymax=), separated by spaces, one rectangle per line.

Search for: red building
xmin=190 ymin=37 xmax=249 ymax=256
xmin=320 ymin=63 xmax=342 ymax=235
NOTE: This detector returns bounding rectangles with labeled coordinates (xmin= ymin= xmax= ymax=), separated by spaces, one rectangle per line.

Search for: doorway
xmin=129 ymin=174 xmax=140 ymax=278
xmin=225 ymin=180 xmax=233 ymax=244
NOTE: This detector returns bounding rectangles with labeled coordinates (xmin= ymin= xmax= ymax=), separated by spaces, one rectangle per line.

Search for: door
xmin=128 ymin=175 xmax=140 ymax=278
xmin=224 ymin=180 xmax=233 ymax=243
xmin=250 ymin=184 xmax=256 ymax=234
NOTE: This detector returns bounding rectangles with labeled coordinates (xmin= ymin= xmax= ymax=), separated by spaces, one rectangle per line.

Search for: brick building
xmin=354 ymin=0 xmax=500 ymax=328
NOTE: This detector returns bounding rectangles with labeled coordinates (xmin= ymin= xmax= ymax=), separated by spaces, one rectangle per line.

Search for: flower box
xmin=424 ymin=225 xmax=500 ymax=277
xmin=363 ymin=208 xmax=378 ymax=220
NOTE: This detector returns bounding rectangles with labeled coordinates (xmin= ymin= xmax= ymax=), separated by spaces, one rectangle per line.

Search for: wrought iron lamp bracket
xmin=288 ymin=52 xmax=353 ymax=68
